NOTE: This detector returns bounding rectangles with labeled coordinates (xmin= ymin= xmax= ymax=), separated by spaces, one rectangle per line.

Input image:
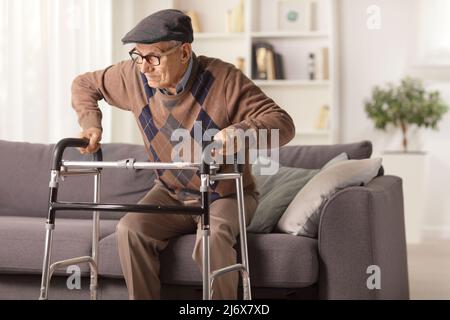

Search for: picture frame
xmin=277 ymin=0 xmax=311 ymax=31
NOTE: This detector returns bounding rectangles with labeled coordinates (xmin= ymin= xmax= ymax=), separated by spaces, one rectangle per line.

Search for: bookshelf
xmin=194 ymin=33 xmax=246 ymax=40
xmin=112 ymin=0 xmax=339 ymax=146
xmin=253 ymin=79 xmax=331 ymax=87
xmin=251 ymin=31 xmax=330 ymax=38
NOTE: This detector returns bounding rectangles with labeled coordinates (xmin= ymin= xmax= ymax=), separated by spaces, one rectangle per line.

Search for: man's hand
xmin=212 ymin=127 xmax=244 ymax=156
xmin=77 ymin=127 xmax=102 ymax=154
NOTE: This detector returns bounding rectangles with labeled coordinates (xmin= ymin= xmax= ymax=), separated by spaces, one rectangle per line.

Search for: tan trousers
xmin=116 ymin=183 xmax=258 ymax=300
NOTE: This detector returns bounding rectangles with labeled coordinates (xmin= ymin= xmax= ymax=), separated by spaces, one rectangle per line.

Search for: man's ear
xmin=181 ymin=43 xmax=192 ymax=63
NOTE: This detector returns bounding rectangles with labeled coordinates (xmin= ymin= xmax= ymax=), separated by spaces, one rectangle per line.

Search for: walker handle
xmin=202 ymin=136 xmax=244 ymax=174
xmin=51 ymin=138 xmax=103 ymax=171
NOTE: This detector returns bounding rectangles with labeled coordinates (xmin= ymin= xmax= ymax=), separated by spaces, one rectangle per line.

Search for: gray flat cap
xmin=122 ymin=9 xmax=193 ymax=44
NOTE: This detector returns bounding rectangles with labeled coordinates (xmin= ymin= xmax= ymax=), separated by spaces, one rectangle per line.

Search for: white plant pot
xmin=382 ymin=151 xmax=428 ymax=244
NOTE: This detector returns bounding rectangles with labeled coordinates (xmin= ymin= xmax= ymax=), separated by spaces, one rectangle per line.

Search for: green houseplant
xmin=365 ymin=77 xmax=449 ymax=152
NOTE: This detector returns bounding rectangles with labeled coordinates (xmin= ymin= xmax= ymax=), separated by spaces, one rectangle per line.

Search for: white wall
xmin=338 ymin=0 xmax=450 ymax=239
xmin=109 ymin=0 xmax=172 ymax=144
xmin=338 ymin=0 xmax=417 ymax=148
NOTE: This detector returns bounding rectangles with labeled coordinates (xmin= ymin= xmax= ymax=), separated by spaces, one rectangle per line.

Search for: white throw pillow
xmin=276 ymin=158 xmax=382 ymax=238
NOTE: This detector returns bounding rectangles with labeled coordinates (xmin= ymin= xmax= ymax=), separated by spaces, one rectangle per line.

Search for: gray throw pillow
xmin=277 ymin=157 xmax=382 ymax=238
xmin=247 ymin=153 xmax=348 ymax=233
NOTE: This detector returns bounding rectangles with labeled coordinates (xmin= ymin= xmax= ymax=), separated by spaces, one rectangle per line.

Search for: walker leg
xmin=39 ymin=170 xmax=60 ymax=300
xmin=89 ymin=173 xmax=101 ymax=300
xmin=202 ymin=229 xmax=211 ymax=300
xmin=236 ymin=175 xmax=252 ymax=300
xmin=199 ymin=168 xmax=212 ymax=300
xmin=39 ymin=223 xmax=55 ymax=300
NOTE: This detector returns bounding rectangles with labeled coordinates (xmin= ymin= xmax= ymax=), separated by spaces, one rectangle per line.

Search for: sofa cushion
xmin=248 ymin=152 xmax=349 ymax=234
xmin=0 ymin=216 xmax=118 ymax=275
xmin=279 ymin=141 xmax=372 ymax=169
xmin=0 ymin=140 xmax=155 ymax=220
xmin=247 ymin=166 xmax=319 ymax=233
xmin=277 ymin=158 xmax=383 ymax=238
xmin=98 ymin=232 xmax=318 ymax=288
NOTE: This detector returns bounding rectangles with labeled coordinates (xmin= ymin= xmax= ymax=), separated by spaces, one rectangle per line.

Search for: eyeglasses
xmin=129 ymin=44 xmax=182 ymax=66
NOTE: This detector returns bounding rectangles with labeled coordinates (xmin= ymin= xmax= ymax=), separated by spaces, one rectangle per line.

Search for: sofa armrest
xmin=317 ymin=175 xmax=409 ymax=299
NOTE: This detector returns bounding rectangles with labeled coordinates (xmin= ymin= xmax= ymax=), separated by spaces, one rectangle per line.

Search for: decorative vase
xmin=382 ymin=151 xmax=428 ymax=244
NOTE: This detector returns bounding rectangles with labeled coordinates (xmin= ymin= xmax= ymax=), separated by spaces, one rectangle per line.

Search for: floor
xmin=407 ymin=240 xmax=450 ymax=299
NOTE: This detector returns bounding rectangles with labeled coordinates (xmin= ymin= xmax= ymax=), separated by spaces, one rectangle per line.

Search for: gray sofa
xmin=0 ymin=139 xmax=409 ymax=300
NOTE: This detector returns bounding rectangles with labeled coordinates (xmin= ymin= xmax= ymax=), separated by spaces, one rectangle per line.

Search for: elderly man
xmin=72 ymin=9 xmax=295 ymax=300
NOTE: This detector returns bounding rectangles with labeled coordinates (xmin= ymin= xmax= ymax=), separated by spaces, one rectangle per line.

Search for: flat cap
xmin=122 ymin=9 xmax=193 ymax=44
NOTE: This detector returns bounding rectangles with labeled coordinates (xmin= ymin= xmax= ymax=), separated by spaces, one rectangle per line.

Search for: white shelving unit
xmin=253 ymin=79 xmax=331 ymax=87
xmin=113 ymin=0 xmax=340 ymax=145
xmin=194 ymin=33 xmax=246 ymax=40
xmin=248 ymin=0 xmax=339 ymax=145
xmin=251 ymin=31 xmax=330 ymax=39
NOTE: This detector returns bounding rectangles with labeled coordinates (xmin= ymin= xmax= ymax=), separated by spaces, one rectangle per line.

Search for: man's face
xmin=135 ymin=41 xmax=191 ymax=92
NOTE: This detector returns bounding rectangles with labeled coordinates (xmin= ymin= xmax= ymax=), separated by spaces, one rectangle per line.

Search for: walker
xmin=39 ymin=138 xmax=251 ymax=300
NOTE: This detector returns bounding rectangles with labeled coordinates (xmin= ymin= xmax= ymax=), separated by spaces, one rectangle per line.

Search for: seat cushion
xmin=0 ymin=216 xmax=118 ymax=275
xmin=99 ymin=232 xmax=318 ymax=288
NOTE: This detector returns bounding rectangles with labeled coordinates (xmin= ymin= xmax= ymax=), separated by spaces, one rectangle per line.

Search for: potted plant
xmin=364 ymin=76 xmax=448 ymax=153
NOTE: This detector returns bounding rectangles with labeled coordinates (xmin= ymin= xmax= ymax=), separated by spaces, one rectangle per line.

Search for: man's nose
xmin=140 ymin=59 xmax=152 ymax=73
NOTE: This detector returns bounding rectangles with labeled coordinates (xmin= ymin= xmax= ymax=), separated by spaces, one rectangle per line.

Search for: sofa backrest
xmin=278 ymin=141 xmax=373 ymax=168
xmin=0 ymin=139 xmax=373 ymax=220
xmin=0 ymin=140 xmax=154 ymax=220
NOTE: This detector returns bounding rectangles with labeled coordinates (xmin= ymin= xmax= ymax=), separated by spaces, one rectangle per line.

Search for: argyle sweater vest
xmin=137 ymin=56 xmax=255 ymax=200
xmin=72 ymin=54 xmax=296 ymax=201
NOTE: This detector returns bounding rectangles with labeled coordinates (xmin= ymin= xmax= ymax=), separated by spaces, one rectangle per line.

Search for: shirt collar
xmin=157 ymin=55 xmax=193 ymax=96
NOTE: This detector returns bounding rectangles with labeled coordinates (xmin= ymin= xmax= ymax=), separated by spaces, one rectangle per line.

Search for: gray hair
xmin=168 ymin=40 xmax=182 ymax=47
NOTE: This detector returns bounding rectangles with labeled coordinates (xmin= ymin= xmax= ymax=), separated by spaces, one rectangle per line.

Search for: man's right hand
xmin=78 ymin=127 xmax=102 ymax=154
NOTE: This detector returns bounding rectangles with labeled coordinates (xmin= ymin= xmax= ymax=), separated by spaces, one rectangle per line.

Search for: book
xmin=235 ymin=57 xmax=245 ymax=73
xmin=227 ymin=0 xmax=244 ymax=33
xmin=255 ymin=46 xmax=268 ymax=80
xmin=266 ymin=49 xmax=276 ymax=80
xmin=274 ymin=53 xmax=285 ymax=80
xmin=314 ymin=105 xmax=330 ymax=130
xmin=315 ymin=47 xmax=330 ymax=80
xmin=186 ymin=11 xmax=201 ymax=33
xmin=253 ymin=42 xmax=275 ymax=80
xmin=252 ymin=42 xmax=284 ymax=80
xmin=321 ymin=47 xmax=329 ymax=80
